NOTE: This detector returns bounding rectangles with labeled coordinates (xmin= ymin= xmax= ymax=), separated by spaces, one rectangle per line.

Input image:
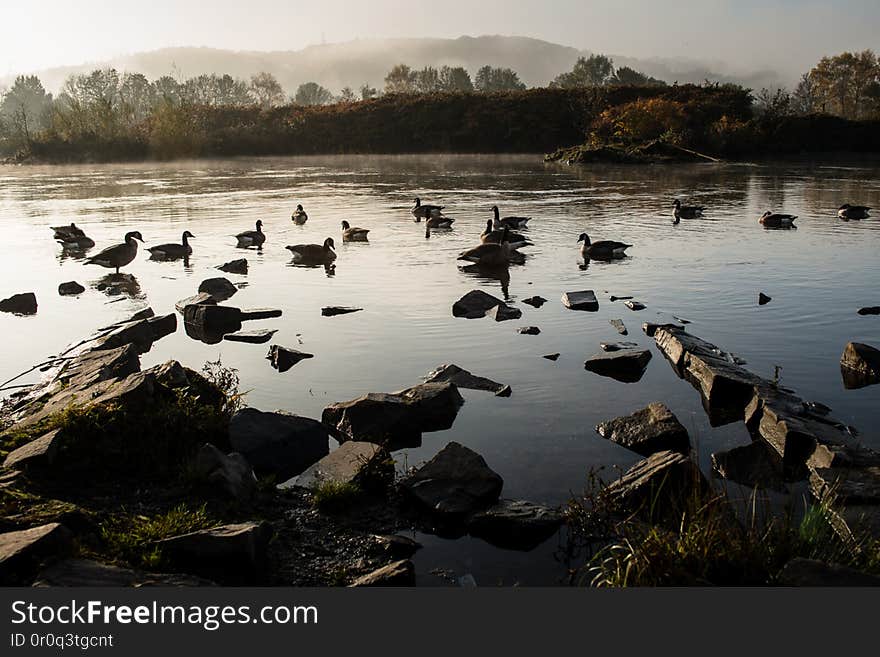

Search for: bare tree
xmin=249 ymin=72 xmax=286 ymax=109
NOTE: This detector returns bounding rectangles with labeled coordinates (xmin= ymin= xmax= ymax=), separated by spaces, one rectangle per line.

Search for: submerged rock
xmin=562 ymin=290 xmax=598 ymax=311
xmin=229 ymin=408 xmax=330 ymax=480
xmin=522 ymin=296 xmax=548 ymax=308
xmin=0 ymin=292 xmax=37 ymax=315
xmin=840 ymin=342 xmax=880 ymax=389
xmin=267 ymin=345 xmax=314 ymax=373
xmin=193 ymin=443 xmax=257 ymax=502
xmin=401 ymin=442 xmax=503 ymax=517
xmin=518 ymin=326 xmax=541 ymax=335
xmin=217 ymin=259 xmax=248 ymax=275
xmin=452 ymin=290 xmax=506 ymax=319
xmin=424 ymin=364 xmax=510 ymax=396
xmin=610 ymin=319 xmax=628 ymax=335
xmin=0 ymin=523 xmax=73 ymax=583
xmin=585 ymin=349 xmax=652 ymax=383
xmin=349 ymin=560 xmax=415 ymax=587
xmin=58 ymin=281 xmax=85 ymax=296
xmin=321 ymin=306 xmax=363 ymax=317
xmin=596 ymin=403 xmax=690 ymax=456
xmin=279 ymin=441 xmax=390 ymax=491
xmin=223 ymin=329 xmax=277 ymax=344
xmin=467 ymin=500 xmax=563 ymax=551
xmin=711 ymin=441 xmax=787 ymax=492
xmin=198 ymin=277 xmax=238 ymax=303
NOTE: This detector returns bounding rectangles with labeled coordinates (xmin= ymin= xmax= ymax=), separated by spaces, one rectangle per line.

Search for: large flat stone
xmin=0 ymin=523 xmax=73 ymax=583
xmin=596 ymin=403 xmax=690 ymax=456
xmin=841 ymin=342 xmax=880 ymax=390
xmin=424 ymin=364 xmax=510 ymax=396
xmin=279 ymin=442 xmax=390 ymax=491
xmin=2 ymin=429 xmax=62 ymax=470
xmin=0 ymin=292 xmax=37 ymax=315
xmin=562 ymin=290 xmax=598 ymax=311
xmin=467 ymin=500 xmax=563 ymax=551
xmin=452 ymin=290 xmax=505 ymax=319
xmin=156 ymin=522 xmax=273 ymax=574
xmin=585 ymin=349 xmax=652 ymax=383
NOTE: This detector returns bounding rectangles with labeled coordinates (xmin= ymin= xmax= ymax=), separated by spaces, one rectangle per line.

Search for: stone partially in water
xmin=522 ymin=296 xmax=548 ymax=308
xmin=58 ymin=281 xmax=85 ymax=296
xmin=321 ymin=306 xmax=363 ymax=317
xmin=217 ymin=259 xmax=248 ymax=275
xmin=453 ymin=290 xmax=505 ymax=319
xmin=279 ymin=441 xmax=390 ymax=491
xmin=517 ymin=326 xmax=541 ymax=335
xmin=759 ymin=293 xmax=772 ymax=306
xmin=624 ymin=301 xmax=646 ymax=311
xmin=543 ymin=354 xmax=561 ymax=361
xmin=198 ymin=277 xmax=239 ymax=303
xmin=487 ymin=303 xmax=522 ymax=322
xmin=0 ymin=292 xmax=37 ymax=315
xmin=596 ymin=403 xmax=690 ymax=456
xmin=175 ymin=293 xmax=217 ymax=313
xmin=223 ymin=329 xmax=277 ymax=344
xmin=711 ymin=441 xmax=787 ymax=492
xmin=467 ymin=500 xmax=564 ymax=551
xmin=840 ymin=342 xmax=880 ymax=390
xmin=600 ymin=342 xmax=639 ymax=352
xmin=562 ymin=290 xmax=598 ymax=311
xmin=858 ymin=307 xmax=880 ymax=316
xmin=610 ymin=319 xmax=628 ymax=335
xmin=424 ymin=364 xmax=510 ymax=396
xmin=183 ymin=304 xmax=243 ymax=341
xmin=267 ymin=345 xmax=314 ymax=373
xmin=585 ymin=349 xmax=652 ymax=383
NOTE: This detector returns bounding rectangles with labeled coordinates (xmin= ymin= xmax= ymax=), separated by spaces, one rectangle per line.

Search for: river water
xmin=1 ymin=155 xmax=879 ymax=585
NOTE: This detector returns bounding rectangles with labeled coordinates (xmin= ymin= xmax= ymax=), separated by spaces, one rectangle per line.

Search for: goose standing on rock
xmin=236 ymin=220 xmax=266 ymax=248
xmin=459 ymin=228 xmax=518 ymax=266
xmin=148 ymin=231 xmax=195 ymax=260
xmin=759 ymin=211 xmax=797 ymax=229
xmin=292 ymin=205 xmax=308 ymax=225
xmin=838 ymin=204 xmax=871 ymax=220
xmin=52 ymin=223 xmax=95 ymax=248
xmin=492 ymin=205 xmax=531 ymax=230
xmin=85 ymin=231 xmax=143 ymax=274
xmin=481 ymin=219 xmax=530 ymax=248
xmin=287 ymin=238 xmax=337 ymax=265
xmin=578 ymin=233 xmax=632 ymax=260
xmin=673 ymin=200 xmax=705 ymax=223
xmin=412 ymin=198 xmax=444 ymax=221
xmin=341 ymin=220 xmax=370 ymax=242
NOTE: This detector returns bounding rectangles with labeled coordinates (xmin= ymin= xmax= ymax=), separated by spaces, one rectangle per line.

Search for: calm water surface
xmin=1 ymin=155 xmax=879 ymax=585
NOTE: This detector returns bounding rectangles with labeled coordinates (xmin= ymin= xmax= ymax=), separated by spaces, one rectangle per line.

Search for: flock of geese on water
xmin=49 ymin=198 xmax=873 ymax=275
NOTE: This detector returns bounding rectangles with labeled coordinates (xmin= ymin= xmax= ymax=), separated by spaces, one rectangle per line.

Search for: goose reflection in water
xmin=459 ymin=263 xmax=512 ymax=300
xmin=93 ymin=273 xmax=144 ymax=299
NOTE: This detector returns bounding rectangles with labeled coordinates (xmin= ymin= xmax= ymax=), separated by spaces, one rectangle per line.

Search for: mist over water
xmin=1 ymin=154 xmax=879 ymax=584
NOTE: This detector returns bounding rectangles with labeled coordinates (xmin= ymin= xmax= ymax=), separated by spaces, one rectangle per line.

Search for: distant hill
xmin=6 ymin=35 xmax=786 ymax=95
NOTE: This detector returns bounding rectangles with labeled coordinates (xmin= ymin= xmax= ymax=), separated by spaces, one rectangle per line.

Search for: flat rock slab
xmin=0 ymin=523 xmax=73 ymax=583
xmin=267 ymin=345 xmax=314 ymax=373
xmin=585 ymin=349 xmax=652 ymax=383
xmin=643 ymin=322 xmax=684 ymax=337
xmin=841 ymin=342 xmax=880 ymax=390
xmin=349 ymin=560 xmax=415 ymax=587
xmin=217 ymin=259 xmax=248 ymax=275
xmin=198 ymin=277 xmax=238 ymax=303
xmin=453 ymin=290 xmax=505 ymax=319
xmin=402 ymin=442 xmax=503 ymax=517
xmin=35 ymin=558 xmax=214 ymax=587
xmin=425 ymin=364 xmax=511 ymax=397
xmin=229 ymin=408 xmax=330 ymax=480
xmin=0 ymin=292 xmax=37 ymax=315
xmin=600 ymin=342 xmax=639 ymax=352
xmin=241 ymin=308 xmax=283 ymax=321
xmin=2 ymin=429 xmax=62 ymax=470
xmin=711 ymin=441 xmax=787 ymax=492
xmin=194 ymin=443 xmax=257 ymax=502
xmin=467 ymin=500 xmax=563 ymax=551
xmin=543 ymin=353 xmax=561 ymax=361
xmin=778 ymin=558 xmax=880 ymax=586
xmin=58 ymin=281 xmax=85 ymax=296
xmin=223 ymin=329 xmax=277 ymax=344
xmin=176 ymin=293 xmax=217 ymax=313
xmin=280 ymin=441 xmax=390 ymax=490
xmin=183 ymin=304 xmax=242 ymax=334
xmin=518 ymin=326 xmax=541 ymax=335
xmin=321 ymin=306 xmax=363 ymax=317
xmin=522 ymin=296 xmax=548 ymax=308
xmin=562 ymin=290 xmax=598 ymax=311
xmin=610 ymin=319 xmax=628 ymax=335
xmin=156 ymin=522 xmax=273 ymax=573
xmin=596 ymin=403 xmax=690 ymax=456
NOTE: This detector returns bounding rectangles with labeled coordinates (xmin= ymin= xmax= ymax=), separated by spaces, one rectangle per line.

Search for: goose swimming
xmin=492 ymin=205 xmax=531 ymax=230
xmin=412 ymin=198 xmax=445 ymax=221
xmin=292 ymin=205 xmax=308 ymax=225
xmin=673 ymin=200 xmax=705 ymax=222
xmin=52 ymin=223 xmax=95 ymax=248
xmin=838 ymin=204 xmax=871 ymax=220
xmin=578 ymin=233 xmax=632 ymax=260
xmin=236 ymin=220 xmax=266 ymax=248
xmin=480 ymin=219 xmax=530 ymax=248
xmin=148 ymin=231 xmax=195 ymax=260
xmin=341 ymin=220 xmax=370 ymax=242
xmin=459 ymin=228 xmax=518 ymax=266
xmin=759 ymin=211 xmax=797 ymax=229
xmin=286 ymin=238 xmax=337 ymax=265
xmin=85 ymin=231 xmax=143 ymax=274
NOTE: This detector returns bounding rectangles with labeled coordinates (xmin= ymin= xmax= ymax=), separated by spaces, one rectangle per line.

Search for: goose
xmin=412 ymin=197 xmax=444 ymax=221
xmin=426 ymin=214 xmax=455 ymax=229
xmin=292 ymin=205 xmax=308 ymax=225
xmin=838 ymin=204 xmax=871 ymax=220
xmin=341 ymin=220 xmax=370 ymax=242
xmin=480 ymin=219 xmax=530 ymax=248
xmin=492 ymin=205 xmax=531 ymax=230
xmin=759 ymin=211 xmax=797 ymax=229
xmin=459 ymin=228 xmax=517 ymax=266
xmin=236 ymin=220 xmax=266 ymax=248
xmin=148 ymin=231 xmax=195 ymax=260
xmin=51 ymin=223 xmax=95 ymax=248
xmin=286 ymin=238 xmax=337 ymax=265
xmin=85 ymin=231 xmax=143 ymax=274
xmin=578 ymin=233 xmax=632 ymax=260
xmin=673 ymin=200 xmax=705 ymax=221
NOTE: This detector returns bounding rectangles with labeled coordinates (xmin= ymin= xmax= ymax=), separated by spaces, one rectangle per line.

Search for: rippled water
xmin=1 ymin=155 xmax=879 ymax=585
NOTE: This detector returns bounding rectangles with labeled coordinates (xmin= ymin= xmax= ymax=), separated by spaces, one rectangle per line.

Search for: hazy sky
xmin=2 ymin=0 xmax=878 ymax=76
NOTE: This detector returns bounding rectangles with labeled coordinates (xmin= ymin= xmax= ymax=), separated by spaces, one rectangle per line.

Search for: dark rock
xmin=522 ymin=296 xmax=548 ymax=308
xmin=349 ymin=560 xmax=415 ymax=587
xmin=562 ymin=290 xmax=598 ymax=311
xmin=198 ymin=277 xmax=238 ymax=303
xmin=223 ymin=329 xmax=277 ymax=344
xmin=183 ymin=304 xmax=243 ymax=342
xmin=371 ymin=535 xmax=422 ymax=560
xmin=34 ymin=558 xmax=214 ymax=587
xmin=840 ymin=342 xmax=880 ymax=389
xmin=156 ymin=522 xmax=273 ymax=575
xmin=452 ymin=290 xmax=505 ymax=319
xmin=643 ymin=322 xmax=684 ymax=337
xmin=0 ymin=523 xmax=73 ymax=583
xmin=518 ymin=326 xmax=541 ymax=335
xmin=2 ymin=429 xmax=62 ymax=470
xmin=711 ymin=441 xmax=787 ymax=492
xmin=487 ymin=303 xmax=522 ymax=322
xmin=217 ymin=259 xmax=248 ymax=275
xmin=585 ymin=349 xmax=652 ymax=383
xmin=147 ymin=313 xmax=177 ymax=342
xmin=778 ymin=558 xmax=880 ymax=586
xmin=229 ymin=409 xmax=330 ymax=480
xmin=624 ymin=301 xmax=646 ymax=311
xmin=858 ymin=307 xmax=880 ymax=316
xmin=610 ymin=319 xmax=628 ymax=335
xmin=402 ymin=442 xmax=503 ymax=517
xmin=241 ymin=308 xmax=283 ymax=320
xmin=759 ymin=293 xmax=772 ymax=306
xmin=0 ymin=292 xmax=37 ymax=315
xmin=193 ymin=444 xmax=257 ymax=502
xmin=94 ymin=318 xmax=156 ymax=353
xmin=600 ymin=342 xmax=639 ymax=352
xmin=467 ymin=500 xmax=563 ymax=551
xmin=127 ymin=307 xmax=156 ymax=322
xmin=279 ymin=441 xmax=390 ymax=491
xmin=58 ymin=281 xmax=85 ymax=296
xmin=321 ymin=307 xmax=363 ymax=317
xmin=152 ymin=360 xmax=190 ymax=388
xmin=267 ymin=345 xmax=314 ymax=373
xmin=175 ymin=293 xmax=217 ymax=313
xmin=424 ymin=364 xmax=510 ymax=396
xmin=543 ymin=353 xmax=561 ymax=361
xmin=596 ymin=403 xmax=690 ymax=456
xmin=609 ymin=296 xmax=634 ymax=302
xmin=603 ymin=451 xmax=708 ymax=522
